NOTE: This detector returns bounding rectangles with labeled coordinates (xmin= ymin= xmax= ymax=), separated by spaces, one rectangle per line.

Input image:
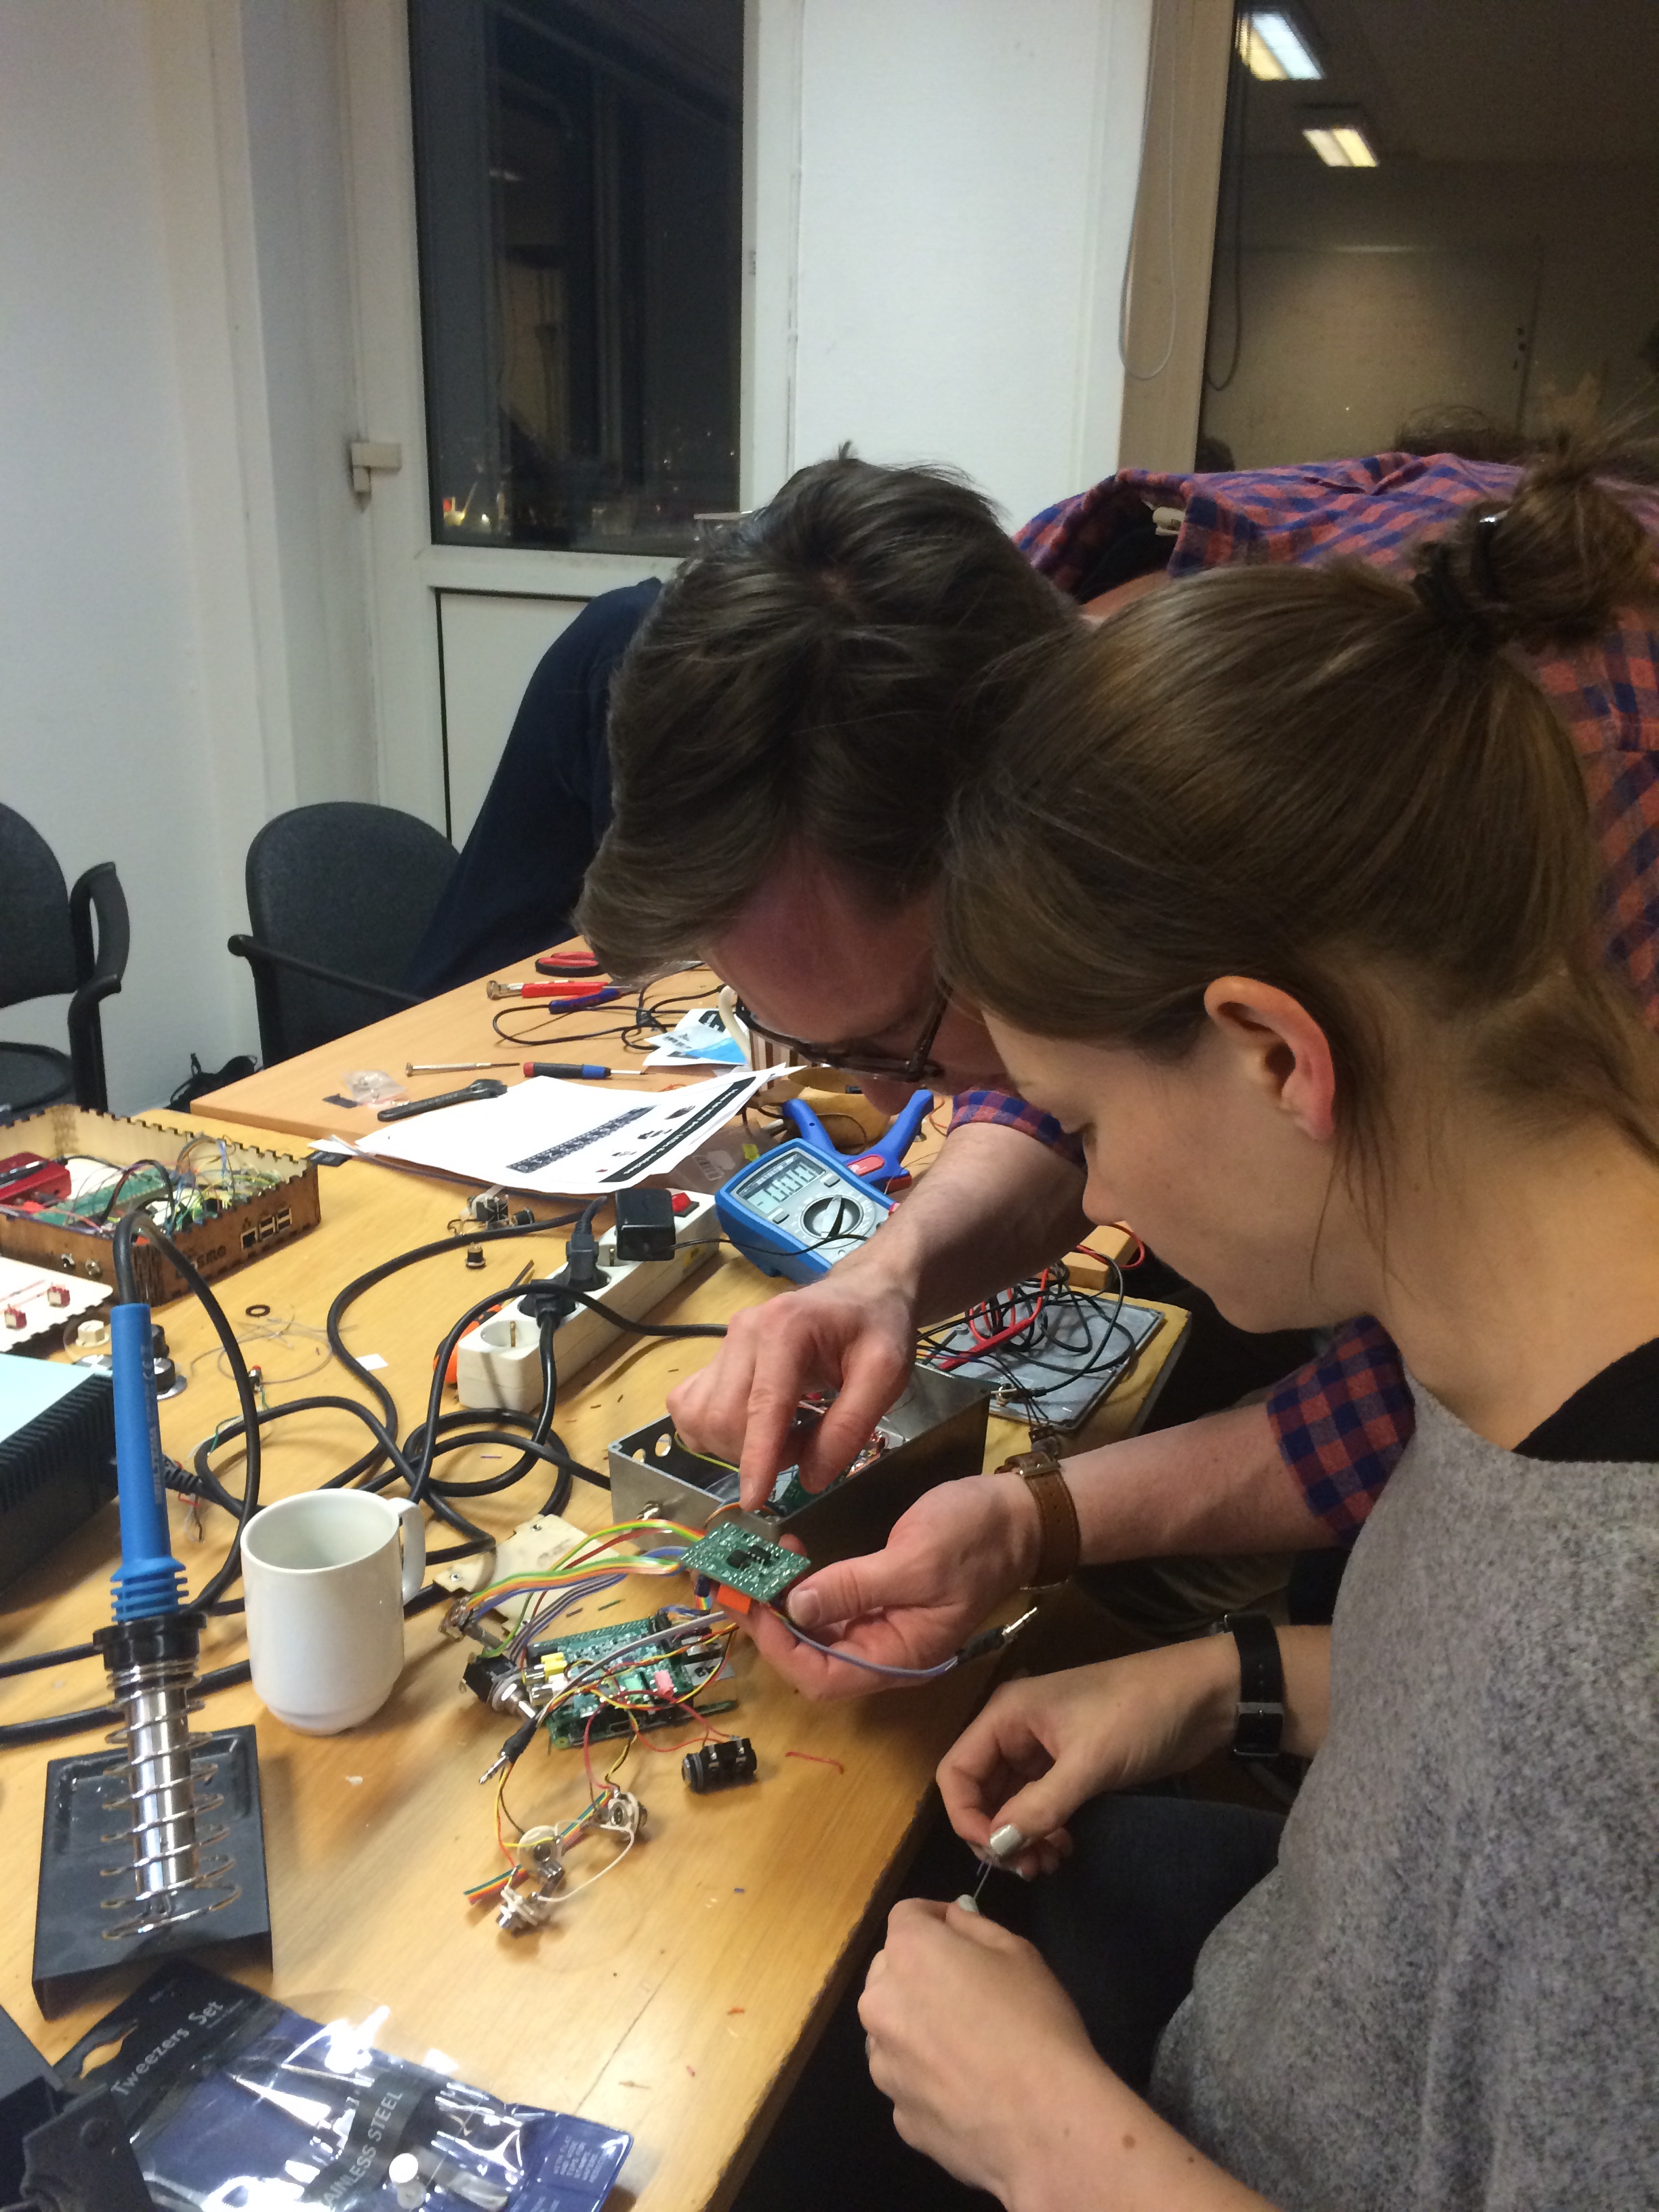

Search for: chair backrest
xmin=0 ymin=806 xmax=76 ymax=1012
xmin=244 ymin=802 xmax=458 ymax=1059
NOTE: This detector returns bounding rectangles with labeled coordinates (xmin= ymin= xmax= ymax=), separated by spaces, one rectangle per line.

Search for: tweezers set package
xmin=54 ymin=1961 xmax=631 ymax=2211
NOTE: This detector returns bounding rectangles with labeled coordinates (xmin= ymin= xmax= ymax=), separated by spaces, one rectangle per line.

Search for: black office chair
xmin=0 ymin=806 xmax=129 ymax=1120
xmin=230 ymin=802 xmax=458 ymax=1063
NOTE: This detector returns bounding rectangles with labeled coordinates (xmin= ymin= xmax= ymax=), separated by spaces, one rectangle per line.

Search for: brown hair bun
xmin=1411 ymin=431 xmax=1659 ymax=651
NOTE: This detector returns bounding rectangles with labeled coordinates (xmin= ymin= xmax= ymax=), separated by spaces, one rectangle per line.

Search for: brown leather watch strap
xmin=994 ymin=1447 xmax=1081 ymax=1588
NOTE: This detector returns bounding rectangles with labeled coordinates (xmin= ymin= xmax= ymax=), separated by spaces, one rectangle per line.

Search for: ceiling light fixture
xmin=1301 ymin=110 xmax=1379 ymax=167
xmin=1236 ymin=9 xmax=1323 ymax=82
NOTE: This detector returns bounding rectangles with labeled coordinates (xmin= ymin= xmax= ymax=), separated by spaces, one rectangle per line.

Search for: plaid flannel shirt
xmin=951 ymin=452 xmax=1659 ymax=1540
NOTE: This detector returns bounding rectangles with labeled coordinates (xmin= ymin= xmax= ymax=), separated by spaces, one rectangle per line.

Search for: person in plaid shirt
xmin=581 ymin=446 xmax=1659 ymax=1692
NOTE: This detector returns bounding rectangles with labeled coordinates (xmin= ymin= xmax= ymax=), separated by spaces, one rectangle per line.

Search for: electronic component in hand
xmin=680 ymin=1521 xmax=813 ymax=1607
xmin=715 ymin=1140 xmax=895 ymax=1283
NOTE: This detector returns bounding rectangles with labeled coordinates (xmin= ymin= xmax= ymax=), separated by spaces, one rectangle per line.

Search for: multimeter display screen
xmin=745 ymin=1157 xmax=822 ymax=1215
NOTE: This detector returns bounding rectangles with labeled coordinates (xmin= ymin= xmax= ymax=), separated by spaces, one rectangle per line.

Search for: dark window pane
xmin=409 ymin=0 xmax=742 ymax=554
xmin=1200 ymin=1 xmax=1659 ymax=470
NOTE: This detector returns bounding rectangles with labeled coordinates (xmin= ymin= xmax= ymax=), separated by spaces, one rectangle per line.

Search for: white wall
xmin=0 ymin=0 xmax=376 ymax=1113
xmin=0 ymin=1 xmax=249 ymax=1111
xmin=749 ymin=0 xmax=1160 ymax=531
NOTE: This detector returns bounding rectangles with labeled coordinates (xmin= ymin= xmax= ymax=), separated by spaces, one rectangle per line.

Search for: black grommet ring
xmin=244 ymin=1303 xmax=272 ymax=1318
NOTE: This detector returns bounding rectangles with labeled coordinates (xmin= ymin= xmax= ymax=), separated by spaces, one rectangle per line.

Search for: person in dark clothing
xmin=402 ymin=581 xmax=659 ymax=995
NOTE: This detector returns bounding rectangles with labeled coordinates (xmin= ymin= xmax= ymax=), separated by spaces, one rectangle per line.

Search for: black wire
xmin=96 ymin=1157 xmax=178 ymax=1225
xmin=916 ymin=1264 xmax=1136 ymax=1425
xmin=557 ymin=1284 xmax=728 ymax=1340
xmin=12 ymin=1210 xmax=584 ymax=1696
xmin=0 ymin=1584 xmax=459 ymax=1746
xmin=193 ymin=1394 xmax=418 ymax=1494
xmin=319 ymin=1208 xmax=583 ymax=1484
xmin=7 ymin=1206 xmax=710 ymax=1721
xmin=489 ymin=975 xmax=720 ymax=1052
xmin=0 ymin=1639 xmax=99 ymax=1680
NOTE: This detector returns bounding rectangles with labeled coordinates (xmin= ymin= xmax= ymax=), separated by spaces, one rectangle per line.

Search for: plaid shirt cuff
xmin=1266 ymin=1317 xmax=1416 ymax=1544
xmin=947 ymin=1087 xmax=1087 ymax=1169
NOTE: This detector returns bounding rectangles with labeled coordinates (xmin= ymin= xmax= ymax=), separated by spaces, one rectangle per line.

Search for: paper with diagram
xmin=352 ymin=1069 xmax=774 ymax=1192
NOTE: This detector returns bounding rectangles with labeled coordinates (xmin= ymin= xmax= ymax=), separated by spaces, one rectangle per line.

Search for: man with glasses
xmin=577 ymin=451 xmax=1328 ymax=1684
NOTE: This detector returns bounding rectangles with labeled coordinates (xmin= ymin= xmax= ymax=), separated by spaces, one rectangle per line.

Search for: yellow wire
xmin=462 ymin=1517 xmax=705 ymax=1612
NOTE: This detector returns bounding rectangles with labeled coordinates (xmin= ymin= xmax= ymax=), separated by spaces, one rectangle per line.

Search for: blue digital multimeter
xmin=715 ymin=1140 xmax=896 ymax=1283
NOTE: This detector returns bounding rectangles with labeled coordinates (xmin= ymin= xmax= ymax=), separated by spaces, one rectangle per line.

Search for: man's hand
xmin=667 ymin=1259 xmax=919 ymax=1507
xmin=937 ymin=1643 xmax=1238 ymax=1877
xmin=742 ymin=1473 xmax=1040 ymax=1698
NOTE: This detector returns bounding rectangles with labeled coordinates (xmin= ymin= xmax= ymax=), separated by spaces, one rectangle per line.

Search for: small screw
xmin=80 ymin=2115 xmax=113 ymax=2149
xmin=466 ymin=1243 xmax=485 ymax=1269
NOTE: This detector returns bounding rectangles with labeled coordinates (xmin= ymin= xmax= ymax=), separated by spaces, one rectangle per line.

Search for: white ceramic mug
xmin=241 ymin=1491 xmax=425 ymax=1734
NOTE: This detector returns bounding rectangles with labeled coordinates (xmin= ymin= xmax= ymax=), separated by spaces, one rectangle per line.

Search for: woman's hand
xmin=860 ymin=1900 xmax=1278 ymax=2212
xmin=740 ymin=1473 xmax=1040 ymax=1698
xmin=937 ymin=1641 xmax=1239 ymax=1877
xmin=859 ymin=1899 xmax=1110 ymax=2201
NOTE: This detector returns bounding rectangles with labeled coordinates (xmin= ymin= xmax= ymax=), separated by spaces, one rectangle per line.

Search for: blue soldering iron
xmin=90 ymin=1218 xmax=226 ymax=1936
xmin=108 ymin=1298 xmax=186 ymax=1621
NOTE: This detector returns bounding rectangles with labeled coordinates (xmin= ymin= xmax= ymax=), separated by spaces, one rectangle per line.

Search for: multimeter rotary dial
xmin=800 ymin=1192 xmax=869 ymax=1242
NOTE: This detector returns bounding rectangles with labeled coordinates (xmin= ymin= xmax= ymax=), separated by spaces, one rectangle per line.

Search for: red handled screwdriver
xmin=485 ymin=980 xmax=619 ymax=1006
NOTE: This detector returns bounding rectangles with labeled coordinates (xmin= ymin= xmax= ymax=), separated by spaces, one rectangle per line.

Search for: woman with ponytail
xmin=852 ymin=445 xmax=1659 ymax=2211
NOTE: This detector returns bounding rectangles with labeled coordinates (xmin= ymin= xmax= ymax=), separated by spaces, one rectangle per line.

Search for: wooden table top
xmin=199 ymin=953 xmax=732 ymax=1147
xmin=0 ymin=1111 xmax=1185 ymax=2211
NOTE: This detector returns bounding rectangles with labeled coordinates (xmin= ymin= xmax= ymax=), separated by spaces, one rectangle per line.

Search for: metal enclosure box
xmin=609 ymin=1364 xmax=990 ymax=1568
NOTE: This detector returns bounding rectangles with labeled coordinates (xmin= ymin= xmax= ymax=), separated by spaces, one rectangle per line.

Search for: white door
xmin=336 ymin=0 xmax=688 ymax=840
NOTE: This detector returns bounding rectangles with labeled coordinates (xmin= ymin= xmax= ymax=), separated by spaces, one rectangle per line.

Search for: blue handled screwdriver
xmin=403 ymin=1061 xmax=611 ymax=1079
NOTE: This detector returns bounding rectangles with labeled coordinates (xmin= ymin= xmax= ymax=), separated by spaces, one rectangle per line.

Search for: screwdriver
xmin=485 ymin=979 xmax=620 ymax=1004
xmin=406 ymin=1061 xmax=611 ymax=1078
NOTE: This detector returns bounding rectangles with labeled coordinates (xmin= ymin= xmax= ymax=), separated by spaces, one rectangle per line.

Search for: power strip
xmin=454 ymin=1189 xmax=720 ymax=1412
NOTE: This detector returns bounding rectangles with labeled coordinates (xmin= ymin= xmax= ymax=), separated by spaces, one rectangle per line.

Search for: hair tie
xmin=1412 ymin=510 xmax=1509 ymax=648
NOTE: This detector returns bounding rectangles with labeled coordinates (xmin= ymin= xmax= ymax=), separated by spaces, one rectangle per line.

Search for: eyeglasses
xmin=733 ymin=986 xmax=949 ymax=1084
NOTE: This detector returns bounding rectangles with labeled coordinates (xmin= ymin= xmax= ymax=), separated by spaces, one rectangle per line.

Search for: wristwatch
xmin=1212 ymin=1612 xmax=1285 ymax=1760
xmin=993 ymin=1447 xmax=1080 ymax=1589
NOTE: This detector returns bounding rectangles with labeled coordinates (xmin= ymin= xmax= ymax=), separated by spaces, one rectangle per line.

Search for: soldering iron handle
xmin=108 ymin=1300 xmax=186 ymax=1620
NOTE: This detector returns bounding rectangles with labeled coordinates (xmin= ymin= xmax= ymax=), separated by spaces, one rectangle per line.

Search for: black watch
xmin=1214 ymin=1612 xmax=1285 ymax=1761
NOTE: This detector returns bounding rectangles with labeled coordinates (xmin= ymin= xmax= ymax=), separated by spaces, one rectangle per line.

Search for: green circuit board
xmin=680 ymin=1522 xmax=813 ymax=1605
xmin=529 ymin=1610 xmax=713 ymax=1748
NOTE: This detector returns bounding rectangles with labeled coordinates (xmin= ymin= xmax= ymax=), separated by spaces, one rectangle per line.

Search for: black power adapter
xmin=614 ymin=1187 xmax=677 ymax=1263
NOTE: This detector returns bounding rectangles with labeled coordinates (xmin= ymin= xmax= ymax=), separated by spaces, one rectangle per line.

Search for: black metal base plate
xmin=33 ymin=1725 xmax=270 ymax=2018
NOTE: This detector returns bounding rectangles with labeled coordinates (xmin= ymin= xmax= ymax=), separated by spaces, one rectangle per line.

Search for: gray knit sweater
xmin=1153 ymin=1380 xmax=1658 ymax=2210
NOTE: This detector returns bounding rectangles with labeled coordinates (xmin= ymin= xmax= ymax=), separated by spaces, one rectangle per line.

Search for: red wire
xmin=936 ymin=1272 xmax=1049 ymax=1370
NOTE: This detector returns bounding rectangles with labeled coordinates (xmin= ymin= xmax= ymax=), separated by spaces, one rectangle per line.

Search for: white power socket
xmin=454 ymin=1189 xmax=720 ymax=1412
